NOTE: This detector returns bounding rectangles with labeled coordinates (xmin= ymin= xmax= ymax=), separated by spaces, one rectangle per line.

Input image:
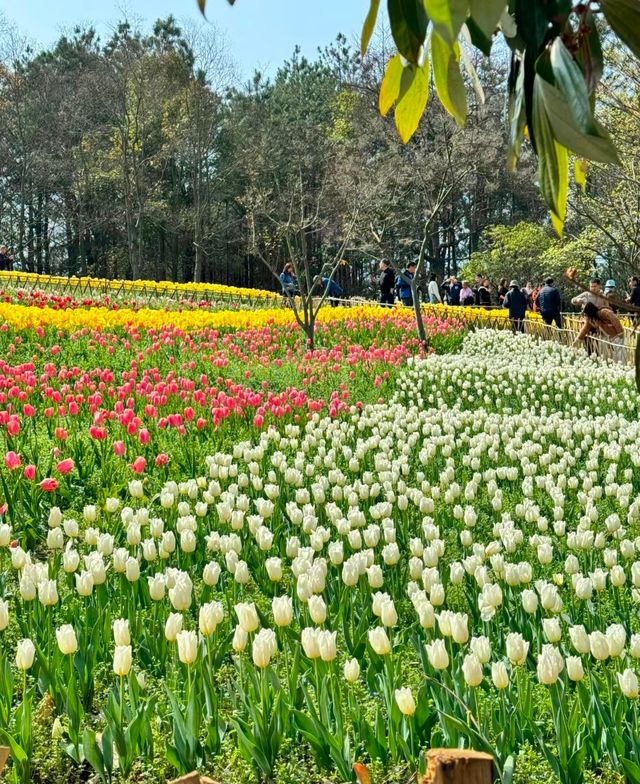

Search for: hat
xmin=605 ymin=279 xmax=616 ymax=288
xmin=509 ymin=280 xmax=519 ymax=288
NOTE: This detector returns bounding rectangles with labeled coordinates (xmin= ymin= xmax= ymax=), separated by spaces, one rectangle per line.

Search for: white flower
xmin=252 ymin=628 xmax=277 ymax=668
xmin=619 ymin=668 xmax=639 ymax=698
xmin=491 ymin=661 xmax=509 ymax=690
xmin=368 ymin=626 xmax=391 ymax=656
xmin=425 ymin=639 xmax=449 ymax=670
xmin=506 ymin=633 xmax=529 ymax=666
xmin=589 ymin=631 xmax=610 ymax=661
xmin=394 ymin=687 xmax=416 ymax=716
xmin=16 ymin=639 xmax=35 ymax=670
xmin=176 ymin=630 xmax=198 ymax=665
xmin=462 ymin=653 xmax=483 ymax=687
xmin=56 ymin=625 xmax=78 ymax=655
xmin=235 ymin=602 xmax=259 ymax=633
xmin=113 ymin=645 xmax=132 ymax=677
xmin=165 ymin=613 xmax=183 ymax=642
xmin=112 ymin=619 xmax=130 ymax=646
xmin=199 ymin=601 xmax=224 ymax=636
xmin=566 ymin=656 xmax=585 ymax=682
xmin=344 ymin=658 xmax=360 ymax=683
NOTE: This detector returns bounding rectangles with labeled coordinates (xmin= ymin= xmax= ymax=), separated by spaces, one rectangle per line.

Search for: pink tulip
xmin=131 ymin=456 xmax=146 ymax=474
xmin=40 ymin=478 xmax=58 ymax=492
xmin=56 ymin=458 xmax=75 ymax=475
xmin=4 ymin=451 xmax=21 ymax=470
xmin=113 ymin=440 xmax=126 ymax=456
xmin=155 ymin=453 xmax=168 ymax=467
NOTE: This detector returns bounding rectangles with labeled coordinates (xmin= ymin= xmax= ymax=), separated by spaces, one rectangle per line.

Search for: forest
xmin=0 ymin=14 xmax=638 ymax=293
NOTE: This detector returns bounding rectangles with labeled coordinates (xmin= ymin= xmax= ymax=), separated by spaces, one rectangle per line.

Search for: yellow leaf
xmin=361 ymin=0 xmax=381 ymax=55
xmin=394 ymin=61 xmax=430 ymax=143
xmin=551 ymin=141 xmax=569 ymax=237
xmin=431 ymin=33 xmax=467 ymax=126
xmin=425 ymin=0 xmax=469 ymax=46
xmin=574 ymin=159 xmax=589 ymax=192
xmin=379 ymin=54 xmax=404 ymax=117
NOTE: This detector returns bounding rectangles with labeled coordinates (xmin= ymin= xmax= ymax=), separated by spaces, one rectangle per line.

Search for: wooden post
xmin=167 ymin=773 xmax=220 ymax=784
xmin=0 ymin=746 xmax=9 ymax=774
xmin=422 ymin=749 xmax=494 ymax=784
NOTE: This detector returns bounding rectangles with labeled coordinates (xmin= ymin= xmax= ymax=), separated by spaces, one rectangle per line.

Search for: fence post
xmin=0 ymin=746 xmax=9 ymax=774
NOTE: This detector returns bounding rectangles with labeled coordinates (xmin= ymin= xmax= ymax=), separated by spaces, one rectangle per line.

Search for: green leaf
xmin=600 ymin=0 xmax=640 ymax=60
xmin=425 ymin=0 xmax=469 ymax=46
xmin=387 ymin=0 xmax=428 ymax=63
xmin=507 ymin=54 xmax=527 ymax=171
xmin=0 ymin=730 xmax=27 ymax=765
xmin=361 ymin=0 xmax=381 ymax=55
xmin=549 ymin=39 xmax=597 ymax=136
xmin=431 ymin=33 xmax=467 ymax=126
xmin=464 ymin=17 xmax=492 ymax=56
xmin=394 ymin=61 xmax=430 ymax=142
xmin=514 ymin=0 xmax=548 ymax=51
xmin=379 ymin=54 xmax=404 ymax=116
xmin=469 ymin=0 xmax=505 ymax=37
xmin=533 ymin=75 xmax=568 ymax=234
xmin=81 ymin=730 xmax=105 ymax=779
xmin=536 ymin=78 xmax=620 ymax=165
xmin=622 ymin=759 xmax=640 ymax=784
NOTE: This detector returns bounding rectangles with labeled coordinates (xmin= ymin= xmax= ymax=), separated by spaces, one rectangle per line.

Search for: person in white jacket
xmin=428 ymin=273 xmax=442 ymax=304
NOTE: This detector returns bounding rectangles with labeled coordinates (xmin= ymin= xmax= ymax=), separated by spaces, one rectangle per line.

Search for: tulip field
xmin=0 ymin=291 xmax=638 ymax=784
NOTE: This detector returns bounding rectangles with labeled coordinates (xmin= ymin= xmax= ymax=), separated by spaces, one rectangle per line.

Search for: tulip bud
xmin=232 ymin=624 xmax=248 ymax=653
xmin=589 ymin=631 xmax=610 ymax=661
xmin=176 ymin=630 xmax=198 ymax=665
xmin=343 ymin=657 xmax=360 ymax=683
xmin=506 ymin=632 xmax=529 ymax=666
xmin=56 ymin=624 xmax=78 ymax=655
xmin=165 ymin=612 xmax=183 ymax=642
xmin=425 ymin=639 xmax=449 ymax=670
xmin=112 ymin=619 xmax=131 ymax=646
xmin=199 ymin=601 xmax=224 ymax=636
xmin=318 ymin=630 xmax=337 ymax=662
xmin=16 ymin=638 xmax=35 ymax=670
xmin=235 ymin=602 xmax=259 ymax=633
xmin=113 ymin=645 xmax=133 ymax=677
xmin=566 ymin=656 xmax=585 ymax=682
xmin=0 ymin=600 xmax=8 ymax=631
xmin=395 ymin=687 xmax=416 ymax=716
xmin=618 ymin=668 xmax=639 ymax=698
xmin=569 ymin=625 xmax=590 ymax=655
xmin=491 ymin=661 xmax=509 ymax=690
xmin=462 ymin=653 xmax=483 ymax=687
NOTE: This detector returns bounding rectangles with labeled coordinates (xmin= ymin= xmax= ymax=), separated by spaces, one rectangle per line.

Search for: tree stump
xmin=0 ymin=746 xmax=9 ymax=774
xmin=422 ymin=749 xmax=494 ymax=784
xmin=167 ymin=773 xmax=220 ymax=784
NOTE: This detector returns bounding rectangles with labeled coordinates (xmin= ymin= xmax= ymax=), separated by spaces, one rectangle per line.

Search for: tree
xmin=222 ymin=0 xmax=640 ymax=235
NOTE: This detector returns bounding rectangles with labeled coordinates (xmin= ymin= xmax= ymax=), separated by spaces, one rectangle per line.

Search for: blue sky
xmin=3 ymin=0 xmax=368 ymax=79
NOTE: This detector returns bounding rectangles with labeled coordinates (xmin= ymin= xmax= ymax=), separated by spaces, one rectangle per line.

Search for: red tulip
xmin=155 ymin=453 xmax=168 ymax=466
xmin=113 ymin=440 xmax=126 ymax=456
xmin=56 ymin=458 xmax=75 ymax=475
xmin=23 ymin=464 xmax=36 ymax=480
xmin=40 ymin=478 xmax=58 ymax=492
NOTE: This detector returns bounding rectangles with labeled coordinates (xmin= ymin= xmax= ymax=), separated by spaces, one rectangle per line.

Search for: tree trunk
xmin=422 ymin=749 xmax=494 ymax=784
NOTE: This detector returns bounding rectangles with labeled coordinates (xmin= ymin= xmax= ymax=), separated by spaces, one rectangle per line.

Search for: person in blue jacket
xmin=316 ymin=275 xmax=344 ymax=307
xmin=537 ymin=276 xmax=562 ymax=327
xmin=396 ymin=262 xmax=416 ymax=307
xmin=503 ymin=280 xmax=528 ymax=333
xmin=279 ymin=263 xmax=299 ymax=300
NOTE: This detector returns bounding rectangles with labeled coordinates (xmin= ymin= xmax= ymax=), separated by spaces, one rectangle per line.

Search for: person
xmin=573 ymin=301 xmax=625 ymax=361
xmin=503 ymin=280 xmax=527 ymax=333
xmin=396 ymin=262 xmax=416 ymax=307
xmin=460 ymin=280 xmax=475 ymax=306
xmin=537 ymin=277 xmax=562 ymax=328
xmin=448 ymin=276 xmax=462 ymax=306
xmin=427 ymin=273 xmax=442 ymax=304
xmin=604 ymin=279 xmax=619 ymax=312
xmin=530 ymin=283 xmax=541 ymax=312
xmin=317 ymin=275 xmax=343 ymax=307
xmin=627 ymin=276 xmax=640 ymax=307
xmin=571 ymin=277 xmax=609 ymax=310
xmin=379 ymin=260 xmax=395 ymax=306
xmin=0 ymin=246 xmax=13 ymax=272
xmin=279 ymin=263 xmax=299 ymax=300
xmin=497 ymin=278 xmax=508 ymax=306
xmin=522 ymin=281 xmax=534 ymax=309
xmin=441 ymin=277 xmax=451 ymax=304
xmin=476 ymin=278 xmax=492 ymax=307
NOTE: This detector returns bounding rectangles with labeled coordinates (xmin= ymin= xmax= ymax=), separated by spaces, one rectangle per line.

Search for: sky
xmin=2 ymin=0 xmax=368 ymax=79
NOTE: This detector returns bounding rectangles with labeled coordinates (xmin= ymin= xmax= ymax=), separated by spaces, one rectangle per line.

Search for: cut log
xmin=167 ymin=773 xmax=219 ymax=784
xmin=422 ymin=749 xmax=494 ymax=784
xmin=0 ymin=746 xmax=9 ymax=774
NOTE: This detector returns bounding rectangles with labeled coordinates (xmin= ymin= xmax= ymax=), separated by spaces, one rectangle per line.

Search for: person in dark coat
xmin=537 ymin=277 xmax=562 ymax=328
xmin=476 ymin=278 xmax=492 ymax=307
xmin=448 ymin=277 xmax=462 ymax=306
xmin=0 ymin=246 xmax=14 ymax=272
xmin=279 ymin=263 xmax=300 ymax=299
xmin=628 ymin=276 xmax=640 ymax=307
xmin=503 ymin=280 xmax=527 ymax=333
xmin=379 ymin=261 xmax=395 ymax=306
xmin=396 ymin=262 xmax=416 ymax=307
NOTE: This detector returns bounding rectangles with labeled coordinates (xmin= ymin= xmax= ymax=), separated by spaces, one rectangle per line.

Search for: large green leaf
xmin=361 ymin=0 xmax=381 ymax=55
xmin=424 ymin=0 xmax=469 ymax=46
xmin=549 ymin=38 xmax=597 ymax=136
xmin=379 ymin=54 xmax=404 ymax=116
xmin=514 ymin=0 xmax=549 ymax=51
xmin=507 ymin=54 xmax=526 ymax=171
xmin=387 ymin=0 xmax=428 ymax=63
xmin=431 ymin=32 xmax=467 ymax=126
xmin=394 ymin=61 xmax=430 ymax=142
xmin=536 ymin=78 xmax=620 ymax=164
xmin=600 ymin=0 xmax=640 ymax=60
xmin=532 ymin=74 xmax=568 ymax=232
xmin=469 ymin=0 xmax=505 ymax=37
